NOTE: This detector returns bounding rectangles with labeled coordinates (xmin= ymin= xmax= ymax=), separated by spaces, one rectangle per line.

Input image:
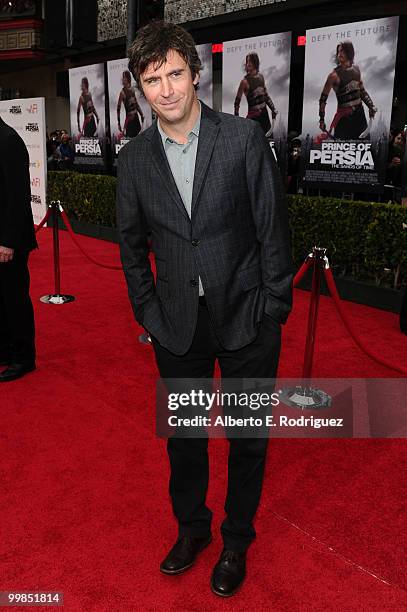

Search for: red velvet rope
xmin=293 ymin=259 xmax=312 ymax=287
xmin=324 ymin=267 xmax=407 ymax=376
xmin=38 ymin=210 xmax=406 ymax=375
xmin=59 ymin=210 xmax=122 ymax=271
xmin=34 ymin=206 xmax=52 ymax=233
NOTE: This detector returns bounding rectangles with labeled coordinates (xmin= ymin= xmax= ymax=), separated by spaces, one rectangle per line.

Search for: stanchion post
xmin=51 ymin=201 xmax=61 ymax=295
xmin=302 ymin=247 xmax=325 ymax=379
xmin=40 ymin=200 xmax=75 ymax=305
xmin=278 ymin=246 xmax=332 ymax=409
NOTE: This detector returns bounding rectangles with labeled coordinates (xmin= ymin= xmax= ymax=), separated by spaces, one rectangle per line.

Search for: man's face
xmin=337 ymin=46 xmax=347 ymax=64
xmin=140 ymin=49 xmax=199 ymax=126
xmin=245 ymin=59 xmax=255 ymax=73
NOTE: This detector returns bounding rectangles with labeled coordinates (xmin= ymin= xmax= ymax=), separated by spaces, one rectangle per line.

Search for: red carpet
xmin=1 ymin=228 xmax=406 ymax=611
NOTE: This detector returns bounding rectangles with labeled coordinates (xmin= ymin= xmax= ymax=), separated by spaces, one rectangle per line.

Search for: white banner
xmin=0 ymin=97 xmax=47 ymax=225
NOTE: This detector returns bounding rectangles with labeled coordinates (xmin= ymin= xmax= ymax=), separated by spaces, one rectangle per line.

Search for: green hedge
xmin=47 ymin=171 xmax=117 ymax=228
xmin=47 ymin=171 xmax=407 ymax=288
xmin=287 ymin=195 xmax=407 ymax=288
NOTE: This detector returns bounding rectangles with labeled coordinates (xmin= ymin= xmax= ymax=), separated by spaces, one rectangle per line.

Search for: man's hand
xmin=319 ymin=119 xmax=327 ymax=131
xmin=0 ymin=246 xmax=14 ymax=263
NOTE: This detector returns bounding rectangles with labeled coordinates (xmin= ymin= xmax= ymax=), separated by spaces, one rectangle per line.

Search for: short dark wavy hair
xmin=128 ymin=20 xmax=202 ymax=92
xmin=336 ymin=41 xmax=355 ymax=64
xmin=246 ymin=53 xmax=260 ymax=71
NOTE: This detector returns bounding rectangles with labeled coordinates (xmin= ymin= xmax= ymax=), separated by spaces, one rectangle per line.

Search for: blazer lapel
xmin=150 ymin=124 xmax=190 ymax=221
xmin=191 ymin=109 xmax=220 ymax=218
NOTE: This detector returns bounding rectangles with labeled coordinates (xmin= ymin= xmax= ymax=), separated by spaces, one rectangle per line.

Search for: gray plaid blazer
xmin=116 ymin=102 xmax=293 ymax=355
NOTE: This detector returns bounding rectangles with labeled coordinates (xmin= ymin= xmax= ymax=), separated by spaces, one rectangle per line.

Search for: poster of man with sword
xmin=318 ymin=41 xmax=377 ymax=142
xmin=222 ymin=32 xmax=291 ymax=173
xmin=301 ymin=17 xmax=399 ymax=193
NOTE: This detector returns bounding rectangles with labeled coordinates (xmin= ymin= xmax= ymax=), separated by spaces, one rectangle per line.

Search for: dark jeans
xmin=0 ymin=250 xmax=35 ymax=363
xmin=151 ymin=298 xmax=281 ymax=552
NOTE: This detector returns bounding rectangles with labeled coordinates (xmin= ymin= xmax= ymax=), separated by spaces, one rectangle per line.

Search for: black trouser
xmin=125 ymin=115 xmax=141 ymax=138
xmin=83 ymin=115 xmax=97 ymax=137
xmin=335 ymin=104 xmax=367 ymax=140
xmin=0 ymin=250 xmax=35 ymax=363
xmin=400 ymin=288 xmax=407 ymax=334
xmin=249 ymin=107 xmax=271 ymax=135
xmin=151 ymin=298 xmax=281 ymax=552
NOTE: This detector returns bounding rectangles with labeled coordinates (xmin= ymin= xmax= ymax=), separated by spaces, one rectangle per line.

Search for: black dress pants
xmin=151 ymin=298 xmax=281 ymax=552
xmin=0 ymin=250 xmax=35 ymax=363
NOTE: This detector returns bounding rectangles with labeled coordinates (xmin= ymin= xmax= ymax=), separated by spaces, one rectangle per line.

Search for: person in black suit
xmin=0 ymin=116 xmax=37 ymax=381
xmin=117 ymin=22 xmax=293 ymax=596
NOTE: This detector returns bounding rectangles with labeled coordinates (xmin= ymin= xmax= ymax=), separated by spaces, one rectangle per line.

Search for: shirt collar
xmin=158 ymin=100 xmax=201 ymax=146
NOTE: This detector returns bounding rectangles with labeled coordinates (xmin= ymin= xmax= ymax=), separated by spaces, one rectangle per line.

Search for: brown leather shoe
xmin=160 ymin=535 xmax=212 ymax=575
xmin=211 ymin=549 xmax=246 ymax=597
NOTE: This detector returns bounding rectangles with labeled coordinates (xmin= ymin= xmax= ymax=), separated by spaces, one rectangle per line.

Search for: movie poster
xmin=107 ymin=58 xmax=152 ymax=162
xmin=69 ymin=63 xmax=106 ymax=166
xmin=222 ymin=32 xmax=292 ymax=167
xmin=196 ymin=43 xmax=213 ymax=108
xmin=301 ymin=17 xmax=399 ymax=192
xmin=0 ymin=97 xmax=47 ymax=224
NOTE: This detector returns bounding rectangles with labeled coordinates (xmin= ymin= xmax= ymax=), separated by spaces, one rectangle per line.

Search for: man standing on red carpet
xmin=0 ymin=116 xmax=37 ymax=382
xmin=117 ymin=21 xmax=293 ymax=597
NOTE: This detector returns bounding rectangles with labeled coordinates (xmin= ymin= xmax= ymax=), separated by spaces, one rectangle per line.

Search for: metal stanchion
xmin=279 ymin=247 xmax=331 ymax=409
xmin=302 ymin=247 xmax=325 ymax=379
xmin=40 ymin=200 xmax=75 ymax=305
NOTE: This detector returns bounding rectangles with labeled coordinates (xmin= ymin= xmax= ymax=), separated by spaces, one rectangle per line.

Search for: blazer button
xmin=190 ymin=279 xmax=198 ymax=287
xmin=191 ymin=239 xmax=200 ymax=247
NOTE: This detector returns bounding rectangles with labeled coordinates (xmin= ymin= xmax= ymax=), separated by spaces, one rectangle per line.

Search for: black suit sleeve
xmin=116 ymin=146 xmax=156 ymax=325
xmin=245 ymin=121 xmax=294 ymax=324
xmin=0 ymin=134 xmax=32 ymax=249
